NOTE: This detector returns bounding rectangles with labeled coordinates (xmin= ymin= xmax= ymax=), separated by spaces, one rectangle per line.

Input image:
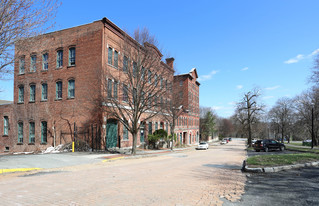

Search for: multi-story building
xmin=0 ymin=17 xmax=200 ymax=153
xmin=174 ymin=69 xmax=200 ymax=145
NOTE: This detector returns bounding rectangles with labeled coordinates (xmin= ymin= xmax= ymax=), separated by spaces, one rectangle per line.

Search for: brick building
xmin=0 ymin=17 xmax=200 ymax=153
xmin=174 ymin=69 xmax=200 ymax=145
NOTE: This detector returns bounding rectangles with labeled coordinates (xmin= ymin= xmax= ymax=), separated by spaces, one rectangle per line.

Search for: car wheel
xmin=265 ymin=147 xmax=269 ymax=152
xmin=280 ymin=146 xmax=285 ymax=151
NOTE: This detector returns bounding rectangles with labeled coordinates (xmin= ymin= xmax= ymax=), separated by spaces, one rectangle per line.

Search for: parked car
xmin=221 ymin=138 xmax=228 ymax=144
xmin=228 ymin=138 xmax=232 ymax=141
xmin=196 ymin=142 xmax=209 ymax=150
xmin=254 ymin=139 xmax=285 ymax=152
xmin=252 ymin=139 xmax=257 ymax=146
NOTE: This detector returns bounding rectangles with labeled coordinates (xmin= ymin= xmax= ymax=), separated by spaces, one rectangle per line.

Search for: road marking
xmin=0 ymin=168 xmax=42 ymax=174
xmin=102 ymin=156 xmax=125 ymax=163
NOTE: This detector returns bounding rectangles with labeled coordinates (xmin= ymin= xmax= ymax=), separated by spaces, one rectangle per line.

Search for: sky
xmin=1 ymin=0 xmax=319 ymax=118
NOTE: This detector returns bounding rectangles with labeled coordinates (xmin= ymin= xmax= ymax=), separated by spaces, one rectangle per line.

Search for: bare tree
xmin=294 ymin=86 xmax=319 ymax=146
xmin=0 ymin=0 xmax=59 ymax=76
xmin=310 ymin=54 xmax=319 ymax=85
xmin=268 ymin=97 xmax=295 ymax=143
xmin=218 ymin=118 xmax=234 ymax=138
xmin=102 ymin=28 xmax=173 ymax=155
xmin=235 ymin=88 xmax=263 ymax=147
xmin=161 ymin=78 xmax=186 ymax=150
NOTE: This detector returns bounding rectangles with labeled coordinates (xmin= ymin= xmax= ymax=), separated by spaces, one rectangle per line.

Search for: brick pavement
xmin=0 ymin=140 xmax=247 ymax=206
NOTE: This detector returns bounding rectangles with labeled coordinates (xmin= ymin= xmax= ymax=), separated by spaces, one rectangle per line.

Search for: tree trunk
xmin=132 ymin=132 xmax=137 ymax=155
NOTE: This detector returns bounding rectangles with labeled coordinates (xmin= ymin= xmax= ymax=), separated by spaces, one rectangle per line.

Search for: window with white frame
xmin=56 ymin=81 xmax=62 ymax=99
xmin=123 ymin=56 xmax=128 ymax=72
xmin=69 ymin=47 xmax=75 ymax=66
xmin=123 ymin=123 xmax=128 ymax=140
xmin=29 ymin=84 xmax=36 ymax=102
xmin=42 ymin=53 xmax=48 ymax=70
xmin=113 ymin=81 xmax=118 ymax=100
xmin=29 ymin=122 xmax=35 ymax=143
xmin=19 ymin=57 xmax=25 ymax=74
xmin=18 ymin=122 xmax=23 ymax=143
xmin=30 ymin=55 xmax=37 ymax=72
xmin=68 ymin=79 xmax=75 ymax=98
xmin=18 ymin=85 xmax=24 ymax=103
xmin=41 ymin=121 xmax=47 ymax=143
xmin=56 ymin=50 xmax=63 ymax=68
xmin=41 ymin=83 xmax=47 ymax=101
xmin=114 ymin=50 xmax=118 ymax=68
xmin=123 ymin=84 xmax=128 ymax=102
xmin=3 ymin=116 xmax=9 ymax=135
xmin=108 ymin=47 xmax=112 ymax=65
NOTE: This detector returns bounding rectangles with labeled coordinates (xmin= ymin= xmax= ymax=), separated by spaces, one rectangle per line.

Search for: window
xmin=165 ymin=80 xmax=168 ymax=90
xmin=107 ymin=79 xmax=112 ymax=98
xmin=57 ymin=50 xmax=63 ymax=68
xmin=19 ymin=57 xmax=25 ymax=74
xmin=123 ymin=56 xmax=128 ymax=72
xmin=29 ymin=84 xmax=36 ymax=102
xmin=148 ymin=122 xmax=152 ymax=135
xmin=41 ymin=121 xmax=47 ymax=143
xmin=56 ymin=81 xmax=62 ymax=99
xmin=30 ymin=55 xmax=37 ymax=72
xmin=3 ymin=116 xmax=9 ymax=135
xmin=68 ymin=79 xmax=75 ymax=98
xmin=113 ymin=81 xmax=118 ymax=100
xmin=29 ymin=122 xmax=35 ymax=143
xmin=114 ymin=50 xmax=118 ymax=68
xmin=108 ymin=47 xmax=112 ymax=65
xmin=18 ymin=122 xmax=23 ymax=143
xmin=160 ymin=77 xmax=163 ymax=89
xmin=155 ymin=122 xmax=158 ymax=131
xmin=123 ymin=84 xmax=128 ymax=102
xmin=18 ymin=85 xmax=24 ymax=103
xmin=148 ymin=70 xmax=152 ymax=83
xmin=133 ymin=62 xmax=137 ymax=77
xmin=41 ymin=83 xmax=47 ymax=101
xmin=179 ymin=80 xmax=183 ymax=86
xmin=123 ymin=124 xmax=128 ymax=140
xmin=179 ymin=91 xmax=183 ymax=99
xmin=154 ymin=74 xmax=158 ymax=85
xmin=42 ymin=53 xmax=48 ymax=70
xmin=69 ymin=47 xmax=75 ymax=66
xmin=166 ymin=122 xmax=168 ymax=133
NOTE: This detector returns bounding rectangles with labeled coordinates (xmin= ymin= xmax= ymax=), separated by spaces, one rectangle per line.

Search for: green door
xmin=106 ymin=119 xmax=118 ymax=148
xmin=140 ymin=128 xmax=144 ymax=143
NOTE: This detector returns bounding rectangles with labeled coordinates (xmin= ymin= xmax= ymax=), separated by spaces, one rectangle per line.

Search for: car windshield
xmin=199 ymin=143 xmax=206 ymax=145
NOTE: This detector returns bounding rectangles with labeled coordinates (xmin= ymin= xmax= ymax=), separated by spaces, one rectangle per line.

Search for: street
xmin=0 ymin=140 xmax=246 ymax=206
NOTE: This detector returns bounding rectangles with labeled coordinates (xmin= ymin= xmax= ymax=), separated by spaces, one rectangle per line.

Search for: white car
xmin=221 ymin=139 xmax=227 ymax=144
xmin=196 ymin=142 xmax=209 ymax=150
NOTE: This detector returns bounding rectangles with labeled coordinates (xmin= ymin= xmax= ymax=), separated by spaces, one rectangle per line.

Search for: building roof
xmin=174 ymin=68 xmax=200 ymax=85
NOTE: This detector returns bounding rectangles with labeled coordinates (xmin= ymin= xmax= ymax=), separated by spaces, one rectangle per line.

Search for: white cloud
xmin=263 ymin=96 xmax=274 ymax=100
xmin=228 ymin=101 xmax=236 ymax=105
xmin=241 ymin=67 xmax=248 ymax=71
xmin=284 ymin=48 xmax=319 ymax=64
xmin=284 ymin=54 xmax=304 ymax=64
xmin=197 ymin=70 xmax=218 ymax=82
xmin=310 ymin=49 xmax=319 ymax=57
xmin=212 ymin=106 xmax=223 ymax=111
xmin=265 ymin=85 xmax=280 ymax=90
xmin=236 ymin=85 xmax=243 ymax=90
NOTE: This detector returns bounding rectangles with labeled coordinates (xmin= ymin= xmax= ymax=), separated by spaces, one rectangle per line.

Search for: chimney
xmin=165 ymin=57 xmax=174 ymax=69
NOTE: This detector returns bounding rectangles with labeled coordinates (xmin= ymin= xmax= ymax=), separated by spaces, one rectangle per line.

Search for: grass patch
xmin=287 ymin=142 xmax=303 ymax=146
xmin=246 ymin=153 xmax=319 ymax=167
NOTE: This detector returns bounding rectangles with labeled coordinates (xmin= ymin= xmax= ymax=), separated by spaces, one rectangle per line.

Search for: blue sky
xmin=1 ymin=0 xmax=319 ymax=117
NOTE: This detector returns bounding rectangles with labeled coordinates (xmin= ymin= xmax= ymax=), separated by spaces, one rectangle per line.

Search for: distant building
xmin=0 ymin=18 xmax=200 ymax=153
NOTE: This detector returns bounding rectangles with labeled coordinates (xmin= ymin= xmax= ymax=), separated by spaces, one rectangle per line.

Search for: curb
xmin=242 ymin=160 xmax=319 ymax=173
xmin=0 ymin=167 xmax=42 ymax=174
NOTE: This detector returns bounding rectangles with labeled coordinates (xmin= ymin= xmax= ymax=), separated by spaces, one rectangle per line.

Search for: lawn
xmin=246 ymin=153 xmax=319 ymax=167
xmin=286 ymin=145 xmax=319 ymax=153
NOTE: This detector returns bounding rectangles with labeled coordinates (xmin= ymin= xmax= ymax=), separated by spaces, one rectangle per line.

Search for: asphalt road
xmin=223 ymin=167 xmax=319 ymax=206
xmin=0 ymin=140 xmax=247 ymax=206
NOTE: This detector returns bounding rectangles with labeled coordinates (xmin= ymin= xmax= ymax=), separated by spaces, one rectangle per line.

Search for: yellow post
xmin=72 ymin=141 xmax=74 ymax=152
